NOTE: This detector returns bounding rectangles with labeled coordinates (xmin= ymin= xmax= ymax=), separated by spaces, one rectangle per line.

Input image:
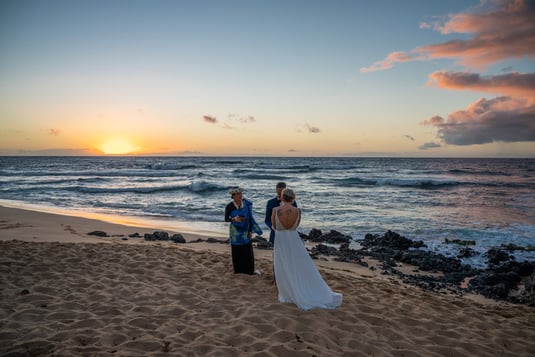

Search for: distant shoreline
xmin=1 ymin=154 xmax=534 ymax=158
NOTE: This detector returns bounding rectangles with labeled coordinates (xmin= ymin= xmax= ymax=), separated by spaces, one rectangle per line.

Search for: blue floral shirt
xmin=225 ymin=199 xmax=263 ymax=245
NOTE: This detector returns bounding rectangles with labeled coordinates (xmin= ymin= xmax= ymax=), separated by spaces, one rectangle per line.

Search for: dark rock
xmin=304 ymin=229 xmax=351 ymax=244
xmin=457 ymin=247 xmax=477 ymax=258
xmin=444 ymin=271 xmax=472 ymax=285
xmin=298 ymin=232 xmax=309 ymax=240
xmin=518 ymin=272 xmax=535 ymax=306
xmin=310 ymin=244 xmax=339 ymax=258
xmin=144 ymin=233 xmax=156 ymax=241
xmin=499 ymin=243 xmax=535 ymax=252
xmin=299 ymin=228 xmax=535 ymax=305
xmin=128 ymin=233 xmax=141 ymax=238
xmin=20 ymin=289 xmax=30 ymax=295
xmin=321 ymin=230 xmax=352 ymax=244
xmin=153 ymin=231 xmax=169 ymax=241
xmin=361 ymin=230 xmax=425 ymax=250
xmin=307 ymin=228 xmax=323 ymax=241
xmin=486 ymin=247 xmax=513 ymax=265
xmin=252 ymin=235 xmax=271 ymax=249
xmin=469 ymin=271 xmax=521 ymax=299
xmin=87 ymin=231 xmax=108 ymax=237
xmin=255 ymin=240 xmax=272 ymax=250
xmin=121 ymin=237 xmax=128 ymax=241
xmin=206 ymin=237 xmax=226 ymax=243
xmin=170 ymin=233 xmax=186 ymax=243
xmin=445 ymin=238 xmax=476 ymax=246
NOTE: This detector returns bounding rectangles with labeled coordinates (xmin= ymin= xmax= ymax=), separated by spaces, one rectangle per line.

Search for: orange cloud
xmin=428 ymin=71 xmax=535 ymax=98
xmin=421 ymin=96 xmax=535 ymax=145
xmin=362 ymin=0 xmax=535 ymax=72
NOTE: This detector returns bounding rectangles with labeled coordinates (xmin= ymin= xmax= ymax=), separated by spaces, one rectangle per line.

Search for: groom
xmin=265 ymin=182 xmax=297 ymax=246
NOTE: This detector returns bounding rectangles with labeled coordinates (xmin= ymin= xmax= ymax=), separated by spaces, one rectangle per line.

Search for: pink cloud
xmin=428 ymin=71 xmax=535 ymax=98
xmin=421 ymin=96 xmax=535 ymax=145
xmin=362 ymin=0 xmax=535 ymax=72
xmin=421 ymin=115 xmax=444 ymax=126
xmin=360 ymin=51 xmax=425 ymax=72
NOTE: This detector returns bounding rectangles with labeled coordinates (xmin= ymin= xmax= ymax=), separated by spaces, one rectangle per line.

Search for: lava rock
xmin=87 ymin=231 xmax=108 ymax=237
xmin=170 ymin=233 xmax=186 ymax=243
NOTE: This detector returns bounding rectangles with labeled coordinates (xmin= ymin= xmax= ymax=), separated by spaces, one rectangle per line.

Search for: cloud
xmin=306 ymin=123 xmax=321 ymax=133
xmin=238 ymin=115 xmax=256 ymax=123
xmin=364 ymin=1 xmax=535 ymax=146
xmin=404 ymin=134 xmax=415 ymax=141
xmin=228 ymin=113 xmax=256 ymax=123
xmin=419 ymin=142 xmax=442 ymax=150
xmin=428 ymin=71 xmax=535 ymax=97
xmin=362 ymin=0 xmax=535 ymax=72
xmin=421 ymin=96 xmax=535 ymax=145
xmin=360 ymin=51 xmax=425 ymax=72
xmin=48 ymin=128 xmax=60 ymax=136
xmin=202 ymin=115 xmax=217 ymax=124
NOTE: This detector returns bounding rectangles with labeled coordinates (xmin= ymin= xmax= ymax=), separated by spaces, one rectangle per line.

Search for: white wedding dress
xmin=273 ymin=211 xmax=343 ymax=310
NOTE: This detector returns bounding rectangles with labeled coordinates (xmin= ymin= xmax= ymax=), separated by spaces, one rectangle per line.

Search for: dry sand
xmin=1 ymin=206 xmax=534 ymax=356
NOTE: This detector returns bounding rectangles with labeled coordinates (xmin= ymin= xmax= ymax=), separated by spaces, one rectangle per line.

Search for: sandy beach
xmin=1 ymin=206 xmax=534 ymax=356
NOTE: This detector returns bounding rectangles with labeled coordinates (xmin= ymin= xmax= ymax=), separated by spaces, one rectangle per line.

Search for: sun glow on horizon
xmin=99 ymin=138 xmax=140 ymax=155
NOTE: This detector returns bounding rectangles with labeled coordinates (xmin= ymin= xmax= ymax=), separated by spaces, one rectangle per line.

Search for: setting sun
xmin=100 ymin=138 xmax=139 ymax=155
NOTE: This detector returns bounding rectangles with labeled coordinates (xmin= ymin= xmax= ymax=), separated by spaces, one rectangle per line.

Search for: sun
xmin=100 ymin=138 xmax=140 ymax=155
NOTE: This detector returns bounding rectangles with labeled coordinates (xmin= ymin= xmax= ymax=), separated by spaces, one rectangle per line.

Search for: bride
xmin=271 ymin=188 xmax=343 ymax=310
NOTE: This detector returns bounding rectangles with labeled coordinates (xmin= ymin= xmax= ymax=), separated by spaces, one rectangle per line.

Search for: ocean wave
xmin=375 ymin=178 xmax=459 ymax=188
xmin=327 ymin=177 xmax=377 ymax=187
xmin=188 ymin=181 xmax=226 ymax=193
xmin=233 ymin=166 xmax=317 ymax=175
xmin=74 ymin=184 xmax=191 ymax=194
xmin=240 ymin=173 xmax=290 ymax=181
xmin=0 ymin=170 xmax=184 ymax=178
xmin=146 ymin=163 xmax=198 ymax=170
xmin=447 ymin=169 xmax=512 ymax=176
xmin=328 ymin=176 xmax=460 ymax=188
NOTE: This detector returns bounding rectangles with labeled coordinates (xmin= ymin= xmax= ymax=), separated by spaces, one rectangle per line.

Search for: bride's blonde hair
xmin=281 ymin=188 xmax=295 ymax=202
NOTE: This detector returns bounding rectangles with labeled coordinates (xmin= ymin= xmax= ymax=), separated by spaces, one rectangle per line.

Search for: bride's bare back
xmin=273 ymin=205 xmax=300 ymax=230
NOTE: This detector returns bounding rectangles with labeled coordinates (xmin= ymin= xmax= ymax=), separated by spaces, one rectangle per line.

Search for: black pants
xmin=231 ymin=241 xmax=255 ymax=274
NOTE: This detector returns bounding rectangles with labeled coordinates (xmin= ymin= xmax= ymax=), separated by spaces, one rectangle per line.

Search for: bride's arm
xmin=271 ymin=208 xmax=277 ymax=230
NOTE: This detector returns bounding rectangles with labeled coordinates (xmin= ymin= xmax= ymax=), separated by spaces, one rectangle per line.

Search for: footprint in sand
xmin=0 ymin=222 xmax=33 ymax=229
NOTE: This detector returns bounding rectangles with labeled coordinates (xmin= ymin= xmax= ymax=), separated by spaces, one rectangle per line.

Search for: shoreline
xmin=1 ymin=205 xmax=535 ymax=356
xmin=0 ymin=199 xmax=228 ymax=239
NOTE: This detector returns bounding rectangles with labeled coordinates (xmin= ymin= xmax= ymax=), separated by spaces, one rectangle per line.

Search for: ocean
xmin=0 ymin=156 xmax=534 ymax=268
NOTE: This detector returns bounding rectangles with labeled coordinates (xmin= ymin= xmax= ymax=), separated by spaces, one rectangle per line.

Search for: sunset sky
xmin=1 ymin=0 xmax=534 ymax=157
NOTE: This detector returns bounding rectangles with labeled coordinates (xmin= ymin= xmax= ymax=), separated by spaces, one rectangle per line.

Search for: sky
xmin=1 ymin=0 xmax=534 ymax=157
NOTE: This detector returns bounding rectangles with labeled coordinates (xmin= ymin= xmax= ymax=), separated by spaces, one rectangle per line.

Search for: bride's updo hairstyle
xmin=281 ymin=188 xmax=295 ymax=202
